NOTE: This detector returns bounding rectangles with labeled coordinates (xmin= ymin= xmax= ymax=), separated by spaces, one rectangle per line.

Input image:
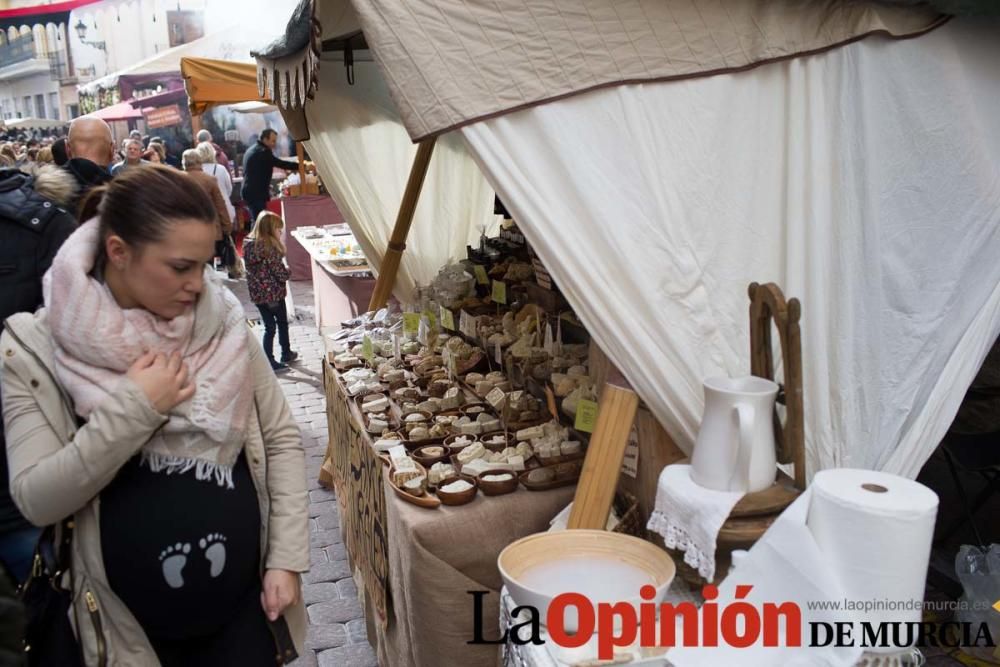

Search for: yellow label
xmin=574 ymin=399 xmax=599 ymax=433
xmin=492 ymin=280 xmax=507 ymax=305
xmin=422 ymin=309 xmax=438 ymax=330
xmin=474 ymin=264 xmax=489 ymax=285
xmin=439 ymin=306 xmax=455 ymax=331
xmin=361 ymin=335 xmax=374 ymax=362
xmin=403 ymin=312 xmax=420 ymax=335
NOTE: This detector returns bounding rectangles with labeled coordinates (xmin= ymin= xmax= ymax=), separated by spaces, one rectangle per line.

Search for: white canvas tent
xmin=260 ymin=0 xmax=1000 ymax=480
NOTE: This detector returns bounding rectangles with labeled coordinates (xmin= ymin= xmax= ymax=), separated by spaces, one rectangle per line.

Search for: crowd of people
xmin=0 ymin=116 xmax=310 ymax=664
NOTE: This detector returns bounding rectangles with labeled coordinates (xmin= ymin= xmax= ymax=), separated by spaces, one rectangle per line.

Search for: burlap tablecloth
xmin=374 ymin=483 xmax=575 ymax=667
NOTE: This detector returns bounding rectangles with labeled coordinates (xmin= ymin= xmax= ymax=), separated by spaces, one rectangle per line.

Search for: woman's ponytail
xmin=78 ymin=184 xmax=108 ymax=222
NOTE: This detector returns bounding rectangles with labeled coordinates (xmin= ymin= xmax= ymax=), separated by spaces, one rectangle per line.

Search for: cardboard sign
xmin=574 ymin=399 xmax=599 ymax=433
xmin=439 ymin=306 xmax=456 ymax=331
xmin=361 ymin=335 xmax=374 ymax=363
xmin=474 ymin=264 xmax=489 ymax=285
xmin=486 ymin=387 xmax=507 ymax=410
xmin=403 ymin=312 xmax=421 ymax=335
xmin=492 ymin=280 xmax=507 ymax=304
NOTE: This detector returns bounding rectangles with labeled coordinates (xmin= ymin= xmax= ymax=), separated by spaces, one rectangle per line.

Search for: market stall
xmin=258 ymin=1 xmax=1000 ymax=665
xmin=291 ymin=223 xmax=375 ymax=325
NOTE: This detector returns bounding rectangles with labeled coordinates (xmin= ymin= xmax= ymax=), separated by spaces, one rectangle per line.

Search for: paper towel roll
xmin=806 ymin=469 xmax=939 ymax=654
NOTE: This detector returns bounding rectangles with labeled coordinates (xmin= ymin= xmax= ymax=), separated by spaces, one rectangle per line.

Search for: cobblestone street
xmin=226 ymin=277 xmax=377 ymax=667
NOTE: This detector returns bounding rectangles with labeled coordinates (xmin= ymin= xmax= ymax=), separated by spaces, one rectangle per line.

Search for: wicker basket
xmin=611 ymin=491 xmax=645 ymax=539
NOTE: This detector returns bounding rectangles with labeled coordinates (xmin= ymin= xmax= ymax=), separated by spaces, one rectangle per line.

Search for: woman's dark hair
xmin=79 ymin=165 xmax=217 ymax=265
xmin=260 ymin=128 xmax=277 ymax=142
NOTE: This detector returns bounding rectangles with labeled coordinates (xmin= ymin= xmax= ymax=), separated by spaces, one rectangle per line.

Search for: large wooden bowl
xmin=498 ymin=530 xmax=675 ymax=631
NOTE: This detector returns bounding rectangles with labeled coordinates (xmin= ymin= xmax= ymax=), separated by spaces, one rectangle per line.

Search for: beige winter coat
xmin=0 ymin=309 xmax=309 ymax=666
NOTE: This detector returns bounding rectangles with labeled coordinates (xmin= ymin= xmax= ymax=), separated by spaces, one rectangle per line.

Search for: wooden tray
xmin=386 ymin=463 xmax=440 ymax=509
xmin=518 ymin=467 xmax=580 ymax=491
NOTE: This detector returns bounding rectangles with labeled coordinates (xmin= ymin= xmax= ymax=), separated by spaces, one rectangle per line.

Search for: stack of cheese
xmin=389 ymin=446 xmax=427 ymax=496
xmin=517 ymin=421 xmax=582 ymax=462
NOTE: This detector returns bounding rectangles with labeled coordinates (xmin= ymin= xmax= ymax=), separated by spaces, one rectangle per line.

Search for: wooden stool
xmin=674 ymin=282 xmax=807 ymax=587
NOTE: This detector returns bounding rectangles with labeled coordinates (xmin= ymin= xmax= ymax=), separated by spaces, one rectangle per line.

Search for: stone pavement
xmin=224 ymin=276 xmax=378 ymax=667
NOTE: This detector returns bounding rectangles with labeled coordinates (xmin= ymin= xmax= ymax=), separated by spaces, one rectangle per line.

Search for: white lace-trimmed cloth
xmin=43 ymin=219 xmax=254 ymax=488
xmin=647 ymin=464 xmax=745 ymax=583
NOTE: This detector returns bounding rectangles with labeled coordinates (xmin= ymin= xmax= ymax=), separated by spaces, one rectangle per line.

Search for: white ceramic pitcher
xmin=690 ymin=376 xmax=779 ymax=494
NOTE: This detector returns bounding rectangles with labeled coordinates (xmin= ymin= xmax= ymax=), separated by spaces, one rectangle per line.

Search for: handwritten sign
xmin=403 ymin=312 xmax=421 ymax=335
xmin=492 ymin=280 xmax=507 ymax=305
xmin=474 ymin=264 xmax=489 ymax=285
xmin=361 ymin=335 xmax=374 ymax=363
xmin=574 ymin=399 xmax=599 ymax=433
xmin=439 ymin=306 xmax=456 ymax=331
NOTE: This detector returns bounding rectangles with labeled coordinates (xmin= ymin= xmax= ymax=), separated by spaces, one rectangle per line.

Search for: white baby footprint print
xmin=199 ymin=533 xmax=227 ymax=578
xmin=159 ymin=543 xmax=191 ymax=589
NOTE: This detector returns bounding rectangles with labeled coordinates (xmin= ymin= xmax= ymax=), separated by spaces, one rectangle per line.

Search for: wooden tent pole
xmin=296 ymin=142 xmax=306 ymax=185
xmin=368 ymin=137 xmax=437 ymax=311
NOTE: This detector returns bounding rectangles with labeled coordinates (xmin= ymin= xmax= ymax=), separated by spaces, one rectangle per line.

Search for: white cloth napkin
xmin=646 ymin=464 xmax=744 ymax=582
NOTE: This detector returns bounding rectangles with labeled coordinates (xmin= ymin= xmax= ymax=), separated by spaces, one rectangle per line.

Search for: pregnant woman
xmin=1 ymin=166 xmax=308 ymax=666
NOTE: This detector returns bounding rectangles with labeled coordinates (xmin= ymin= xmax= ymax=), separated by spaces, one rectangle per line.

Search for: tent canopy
xmin=79 ymin=27 xmax=278 ymax=97
xmin=83 ymin=100 xmax=143 ymax=121
xmin=2 ymin=117 xmax=68 ymax=130
xmin=284 ymin=0 xmax=945 ymax=141
xmin=180 ymin=57 xmax=267 ymax=115
xmin=257 ymin=0 xmax=1000 ymax=486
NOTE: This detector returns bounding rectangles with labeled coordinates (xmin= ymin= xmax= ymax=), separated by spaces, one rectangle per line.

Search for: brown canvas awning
xmin=180 ymin=57 xmax=267 ymax=115
xmin=322 ymin=0 xmax=945 ymax=141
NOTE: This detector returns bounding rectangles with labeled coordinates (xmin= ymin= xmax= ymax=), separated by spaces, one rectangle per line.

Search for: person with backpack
xmin=0 ymin=162 xmax=77 ymax=583
xmin=243 ymin=212 xmax=298 ymax=373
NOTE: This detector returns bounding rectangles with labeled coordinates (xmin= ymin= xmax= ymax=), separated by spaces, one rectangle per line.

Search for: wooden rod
xmin=296 ymin=142 xmax=306 ymax=186
xmin=567 ymin=383 xmax=639 ymax=530
xmin=368 ymin=137 xmax=437 ymax=311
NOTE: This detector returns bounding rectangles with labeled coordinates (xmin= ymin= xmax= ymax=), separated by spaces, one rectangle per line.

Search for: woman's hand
xmin=126 ymin=351 xmax=195 ymax=414
xmin=261 ymin=569 xmax=301 ymax=621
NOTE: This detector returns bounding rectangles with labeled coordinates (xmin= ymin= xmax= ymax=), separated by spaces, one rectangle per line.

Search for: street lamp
xmin=74 ymin=19 xmax=106 ymax=52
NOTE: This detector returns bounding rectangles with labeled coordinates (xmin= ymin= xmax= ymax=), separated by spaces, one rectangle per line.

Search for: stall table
xmin=280 ymin=195 xmax=345 ymax=280
xmin=292 ymin=231 xmax=375 ymax=328
xmin=322 ymin=360 xmax=575 ymax=667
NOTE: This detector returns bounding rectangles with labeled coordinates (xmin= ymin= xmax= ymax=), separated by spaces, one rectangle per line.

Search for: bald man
xmin=64 ymin=116 xmax=114 ymax=214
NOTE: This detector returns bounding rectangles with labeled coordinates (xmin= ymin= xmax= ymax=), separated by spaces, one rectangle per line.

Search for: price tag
xmin=417 ymin=316 xmax=429 ymax=346
xmin=474 ymin=264 xmax=489 ymax=285
xmin=495 ymin=340 xmax=503 ymax=365
xmin=403 ymin=312 xmax=420 ymax=335
xmin=543 ymin=322 xmax=554 ymax=354
xmin=621 ymin=425 xmax=639 ymax=478
xmin=393 ymin=334 xmax=401 ymax=362
xmin=492 ymin=280 xmax=507 ymax=305
xmin=361 ymin=335 xmax=374 ymax=363
xmin=574 ymin=399 xmax=599 ymax=433
xmin=439 ymin=306 xmax=456 ymax=331
xmin=460 ymin=311 xmax=477 ymax=339
xmin=555 ymin=316 xmax=563 ymax=356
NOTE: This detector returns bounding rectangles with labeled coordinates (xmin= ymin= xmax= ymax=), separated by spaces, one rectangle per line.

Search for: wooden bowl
xmin=498 ymin=530 xmax=675 ymax=632
xmin=479 ymin=431 xmax=512 ymax=451
xmin=435 ymin=476 xmax=478 ymax=506
xmin=401 ymin=410 xmax=433 ymax=430
xmin=412 ymin=445 xmax=450 ymax=468
xmin=444 ymin=433 xmax=478 ymax=452
xmin=477 ymin=470 xmax=518 ymax=496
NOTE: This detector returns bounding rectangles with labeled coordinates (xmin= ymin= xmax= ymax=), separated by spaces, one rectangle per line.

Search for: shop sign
xmin=145 ymin=104 xmax=183 ymax=129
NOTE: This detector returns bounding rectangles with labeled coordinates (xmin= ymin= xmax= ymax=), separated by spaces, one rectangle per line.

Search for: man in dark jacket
xmin=64 ymin=116 xmax=114 ymax=216
xmin=241 ymin=128 xmax=299 ymax=223
xmin=0 ymin=163 xmax=77 ymax=583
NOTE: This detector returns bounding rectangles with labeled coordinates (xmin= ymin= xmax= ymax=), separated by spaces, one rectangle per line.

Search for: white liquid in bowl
xmin=517 ymin=557 xmax=656 ymax=602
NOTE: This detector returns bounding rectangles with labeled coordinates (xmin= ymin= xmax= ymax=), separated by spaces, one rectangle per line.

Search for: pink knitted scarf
xmin=43 ymin=219 xmax=253 ymax=487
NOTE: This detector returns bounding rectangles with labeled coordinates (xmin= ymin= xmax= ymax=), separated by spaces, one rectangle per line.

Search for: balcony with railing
xmin=0 ymin=34 xmax=66 ymax=82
